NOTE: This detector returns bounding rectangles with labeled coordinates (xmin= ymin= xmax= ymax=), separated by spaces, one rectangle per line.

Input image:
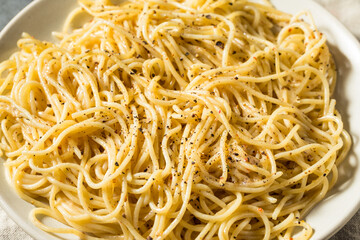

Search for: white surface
xmin=0 ymin=0 xmax=360 ymax=240
xmin=316 ymin=0 xmax=360 ymax=39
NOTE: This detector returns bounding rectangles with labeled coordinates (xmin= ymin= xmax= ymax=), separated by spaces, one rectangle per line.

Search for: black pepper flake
xmin=216 ymin=41 xmax=224 ymax=49
xmin=205 ymin=15 xmax=211 ymax=19
xmin=115 ymin=162 xmax=119 ymax=166
xmin=90 ymin=197 xmax=93 ymax=200
xmin=193 ymin=217 xmax=201 ymax=225
xmin=47 ymin=104 xmax=51 ymax=107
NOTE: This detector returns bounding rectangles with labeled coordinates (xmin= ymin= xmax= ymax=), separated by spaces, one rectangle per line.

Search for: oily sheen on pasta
xmin=0 ymin=0 xmax=351 ymax=239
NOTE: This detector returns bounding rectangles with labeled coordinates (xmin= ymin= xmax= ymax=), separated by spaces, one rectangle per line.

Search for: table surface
xmin=0 ymin=0 xmax=359 ymax=240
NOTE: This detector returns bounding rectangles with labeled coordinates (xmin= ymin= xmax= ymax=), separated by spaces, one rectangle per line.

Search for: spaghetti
xmin=0 ymin=0 xmax=351 ymax=239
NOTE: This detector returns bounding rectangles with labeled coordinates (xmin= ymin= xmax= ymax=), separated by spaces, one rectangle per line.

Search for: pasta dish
xmin=0 ymin=0 xmax=351 ymax=239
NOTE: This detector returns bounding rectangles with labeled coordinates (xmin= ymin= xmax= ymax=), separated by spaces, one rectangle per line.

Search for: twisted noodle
xmin=0 ymin=0 xmax=351 ymax=239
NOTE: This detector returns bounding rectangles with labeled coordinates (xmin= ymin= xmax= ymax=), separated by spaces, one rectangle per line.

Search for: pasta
xmin=0 ymin=0 xmax=351 ymax=239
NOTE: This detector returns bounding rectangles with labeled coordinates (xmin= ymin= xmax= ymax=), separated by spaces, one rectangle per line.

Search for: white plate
xmin=0 ymin=0 xmax=359 ymax=239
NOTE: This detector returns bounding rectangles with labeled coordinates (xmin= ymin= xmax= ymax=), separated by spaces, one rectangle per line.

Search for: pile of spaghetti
xmin=0 ymin=0 xmax=350 ymax=239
